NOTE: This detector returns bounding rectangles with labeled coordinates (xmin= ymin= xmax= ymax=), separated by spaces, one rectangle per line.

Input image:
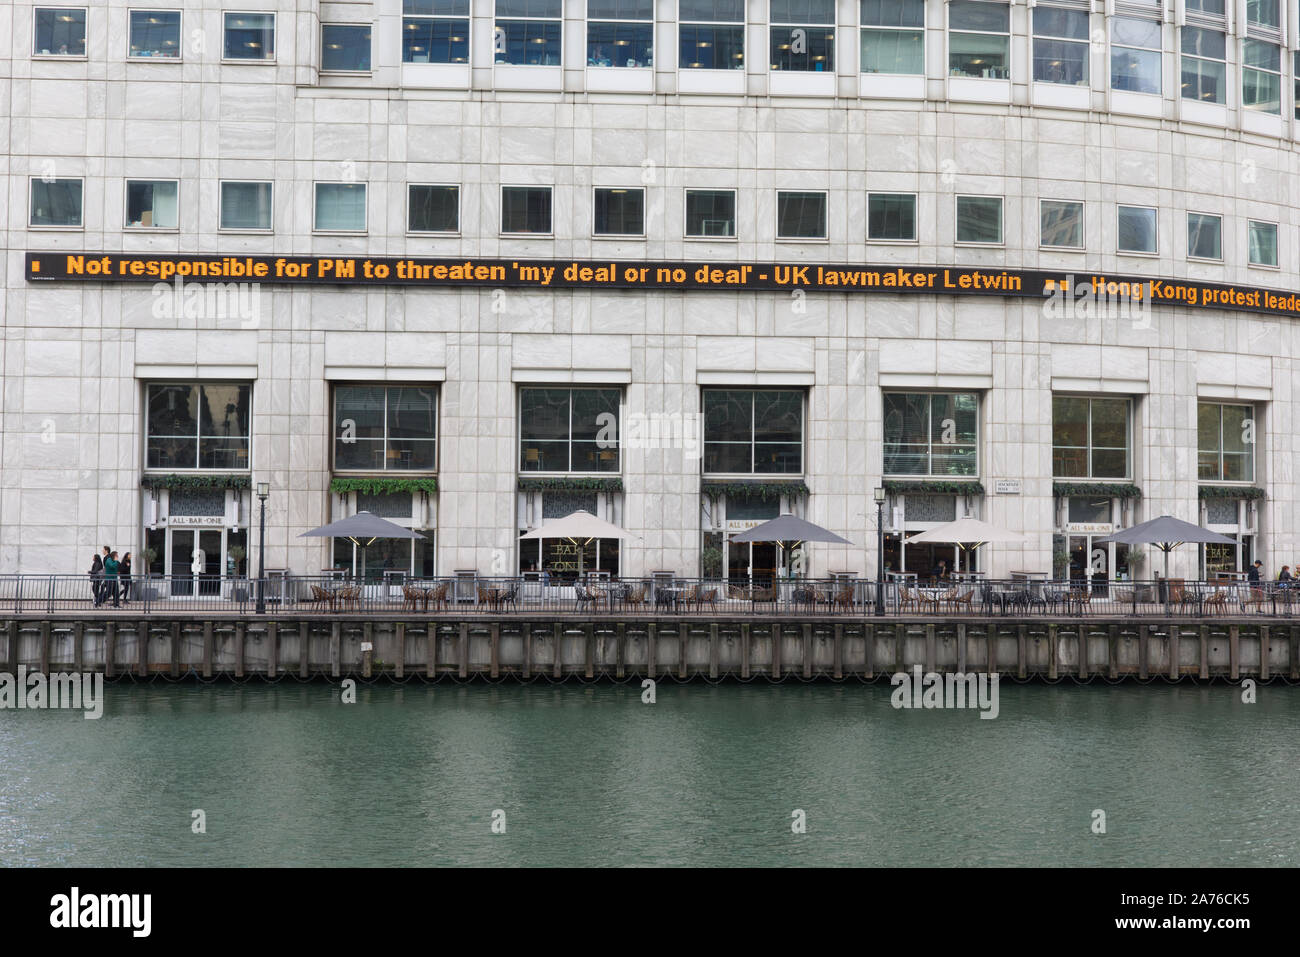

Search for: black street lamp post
xmin=874 ymin=486 xmax=886 ymax=616
xmin=256 ymin=481 xmax=270 ymax=614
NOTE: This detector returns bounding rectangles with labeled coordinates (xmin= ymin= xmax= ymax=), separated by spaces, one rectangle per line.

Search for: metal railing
xmin=0 ymin=574 xmax=1296 ymax=618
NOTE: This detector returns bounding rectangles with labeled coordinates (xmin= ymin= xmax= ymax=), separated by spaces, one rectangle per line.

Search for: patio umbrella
xmin=519 ymin=510 xmax=639 ymax=579
xmin=904 ymin=517 xmax=1026 ymax=573
xmin=300 ymin=511 xmax=426 ymax=581
xmin=1094 ymin=515 xmax=1236 ymax=579
xmin=729 ymin=513 xmax=854 ymax=577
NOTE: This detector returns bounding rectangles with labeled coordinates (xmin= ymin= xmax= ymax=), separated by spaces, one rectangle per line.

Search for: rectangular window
xmin=588 ymin=0 xmax=653 ymax=67
xmin=1110 ymin=17 xmax=1161 ymax=94
xmin=776 ymin=190 xmax=828 ymax=239
xmin=496 ymin=0 xmax=562 ymax=65
xmin=335 ymin=386 xmax=438 ymax=471
xmin=861 ymin=0 xmax=924 ymax=75
xmin=685 ymin=189 xmax=736 ymax=237
xmin=403 ymin=0 xmax=470 ymax=64
xmin=1295 ymin=51 xmax=1300 ymax=120
xmin=1180 ymin=27 xmax=1226 ymax=104
xmin=129 ymin=9 xmax=181 ymax=58
xmin=1187 ymin=211 xmax=1222 ymax=260
xmin=502 ymin=186 xmax=553 ymax=234
xmin=1117 ymin=204 xmax=1157 ymax=254
xmin=1040 ymin=199 xmax=1083 ymax=249
xmin=520 ymin=388 xmax=621 ymax=472
xmin=883 ymin=392 xmax=979 ymax=476
xmin=955 ymin=195 xmax=1003 ymax=244
xmin=1032 ymin=6 xmax=1089 ymax=86
xmin=1198 ymin=402 xmax=1254 ymax=482
xmin=1185 ymin=0 xmax=1225 ymax=13
xmin=223 ymin=12 xmax=275 ymax=61
xmin=770 ymin=0 xmax=835 ymax=72
xmin=948 ymin=1 xmax=1010 ymax=79
xmin=703 ymin=389 xmax=803 ymax=474
xmin=314 ymin=182 xmax=367 ymax=232
xmin=1246 ymin=0 xmax=1279 ymax=29
xmin=1248 ymin=220 xmax=1277 ymax=267
xmin=1052 ymin=395 xmax=1130 ymax=479
xmin=867 ymin=192 xmax=917 ymax=241
xmin=30 ymin=177 xmax=83 ymax=227
xmin=680 ymin=0 xmax=745 ymax=69
xmin=1242 ymin=38 xmax=1281 ymax=114
xmin=34 ymin=7 xmax=87 ymax=56
xmin=125 ymin=179 xmax=179 ymax=229
xmin=322 ymin=23 xmax=371 ymax=72
xmin=408 ymin=184 xmax=459 ymax=232
xmin=146 ymin=382 xmax=252 ymax=470
xmin=220 ymin=181 xmax=272 ymax=231
xmin=594 ymin=187 xmax=645 ymax=235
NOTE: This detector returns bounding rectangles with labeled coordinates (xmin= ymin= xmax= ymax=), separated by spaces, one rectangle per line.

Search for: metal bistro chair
xmin=575 ymin=582 xmax=602 ymax=612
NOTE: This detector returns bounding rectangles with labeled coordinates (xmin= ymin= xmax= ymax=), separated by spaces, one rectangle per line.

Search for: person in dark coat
xmin=103 ymin=550 xmax=121 ymax=608
xmin=89 ymin=550 xmax=104 ymax=606
xmin=1248 ymin=560 xmax=1263 ymax=583
xmin=119 ymin=552 xmax=133 ymax=603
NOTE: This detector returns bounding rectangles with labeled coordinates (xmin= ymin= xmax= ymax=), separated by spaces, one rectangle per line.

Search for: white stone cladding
xmin=3 ymin=0 xmax=1299 ymax=579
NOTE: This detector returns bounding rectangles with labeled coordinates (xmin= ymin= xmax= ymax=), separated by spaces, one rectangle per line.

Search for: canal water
xmin=2 ymin=680 xmax=1297 ymax=867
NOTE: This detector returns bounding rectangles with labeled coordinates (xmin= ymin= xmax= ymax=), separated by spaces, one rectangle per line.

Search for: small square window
xmin=867 ymin=192 xmax=917 ymax=241
xmin=956 ymin=195 xmax=1003 ymax=244
xmin=685 ymin=189 xmax=736 ymax=238
xmin=1117 ymin=204 xmax=1157 ymax=254
xmin=322 ymin=23 xmax=372 ymax=72
xmin=408 ymin=185 xmax=459 ymax=232
xmin=30 ymin=177 xmax=83 ymax=227
xmin=34 ymin=7 xmax=87 ymax=56
xmin=129 ymin=9 xmax=182 ymax=58
xmin=776 ymin=190 xmax=827 ymax=239
xmin=223 ymin=12 xmax=275 ymax=61
xmin=594 ymin=187 xmax=645 ymax=236
xmin=1040 ymin=199 xmax=1083 ymax=249
xmin=126 ymin=180 xmax=179 ymax=229
xmin=220 ymin=181 xmax=273 ymax=231
xmin=1248 ymin=220 xmax=1277 ymax=267
xmin=315 ymin=182 xmax=368 ymax=232
xmin=502 ymin=186 xmax=553 ymax=234
xmin=1187 ymin=211 xmax=1222 ymax=260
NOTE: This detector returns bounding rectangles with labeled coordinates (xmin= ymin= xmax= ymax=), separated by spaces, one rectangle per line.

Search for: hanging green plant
xmin=1052 ymin=482 xmax=1143 ymax=500
xmin=330 ymin=477 xmax=439 ymax=496
xmin=701 ymin=480 xmax=811 ymax=503
xmin=1198 ymin=485 xmax=1266 ymax=500
xmin=883 ymin=479 xmax=986 ymax=496
xmin=141 ymin=474 xmax=251 ymax=491
xmin=516 ymin=477 xmax=624 ymax=493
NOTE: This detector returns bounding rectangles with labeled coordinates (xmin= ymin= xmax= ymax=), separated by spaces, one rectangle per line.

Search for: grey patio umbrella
xmin=300 ymin=511 xmax=426 ymax=580
xmin=729 ymin=513 xmax=854 ymax=577
xmin=519 ymin=510 xmax=639 ymax=579
xmin=1094 ymin=515 xmax=1236 ymax=579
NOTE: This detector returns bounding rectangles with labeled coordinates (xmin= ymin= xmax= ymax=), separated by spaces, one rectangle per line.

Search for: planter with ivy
xmin=1052 ymin=482 xmax=1143 ymax=500
xmin=700 ymin=480 xmax=810 ymax=504
xmin=515 ymin=476 xmax=624 ymax=493
xmin=141 ymin=474 xmax=251 ymax=491
xmin=1198 ymin=486 xmax=1266 ymax=500
xmin=330 ymin=477 xmax=439 ymax=496
xmin=882 ymin=480 xmax=986 ymax=497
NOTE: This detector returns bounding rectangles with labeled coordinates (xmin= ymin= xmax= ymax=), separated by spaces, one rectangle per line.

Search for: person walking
xmin=120 ymin=552 xmax=133 ymax=604
xmin=1248 ymin=559 xmax=1263 ymax=584
xmin=88 ymin=549 xmax=105 ymax=607
xmin=103 ymin=550 xmax=121 ymax=608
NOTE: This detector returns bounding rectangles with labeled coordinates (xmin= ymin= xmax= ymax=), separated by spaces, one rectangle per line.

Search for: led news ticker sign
xmin=25 ymin=252 xmax=1300 ymax=319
